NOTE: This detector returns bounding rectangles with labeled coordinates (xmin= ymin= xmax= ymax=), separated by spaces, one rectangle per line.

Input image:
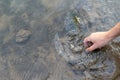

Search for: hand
xmin=84 ymin=32 xmax=112 ymax=52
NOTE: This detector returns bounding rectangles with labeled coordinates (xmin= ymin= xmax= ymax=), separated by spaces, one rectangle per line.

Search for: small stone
xmin=15 ymin=29 xmax=32 ymax=43
xmin=70 ymin=44 xmax=75 ymax=49
xmin=71 ymin=46 xmax=82 ymax=53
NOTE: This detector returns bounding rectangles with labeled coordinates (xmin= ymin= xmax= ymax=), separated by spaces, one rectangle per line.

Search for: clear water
xmin=0 ymin=0 xmax=120 ymax=80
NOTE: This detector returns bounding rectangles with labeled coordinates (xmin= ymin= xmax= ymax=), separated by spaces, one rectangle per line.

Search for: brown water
xmin=0 ymin=0 xmax=120 ymax=80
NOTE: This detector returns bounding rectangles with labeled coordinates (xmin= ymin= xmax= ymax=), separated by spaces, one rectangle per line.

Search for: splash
xmin=54 ymin=8 xmax=117 ymax=79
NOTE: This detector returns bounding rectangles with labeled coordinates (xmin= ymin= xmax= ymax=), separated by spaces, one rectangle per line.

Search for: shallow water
xmin=0 ymin=0 xmax=120 ymax=80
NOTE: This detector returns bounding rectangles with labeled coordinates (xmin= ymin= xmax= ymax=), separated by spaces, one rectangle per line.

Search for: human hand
xmin=84 ymin=32 xmax=112 ymax=52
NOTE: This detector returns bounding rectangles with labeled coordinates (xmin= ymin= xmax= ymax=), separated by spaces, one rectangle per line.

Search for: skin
xmin=84 ymin=22 xmax=120 ymax=52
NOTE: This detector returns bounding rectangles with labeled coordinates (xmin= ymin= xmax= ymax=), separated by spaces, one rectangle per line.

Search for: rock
xmin=71 ymin=46 xmax=83 ymax=53
xmin=15 ymin=29 xmax=32 ymax=43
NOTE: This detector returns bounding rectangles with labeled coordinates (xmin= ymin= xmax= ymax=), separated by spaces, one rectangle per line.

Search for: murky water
xmin=0 ymin=0 xmax=120 ymax=80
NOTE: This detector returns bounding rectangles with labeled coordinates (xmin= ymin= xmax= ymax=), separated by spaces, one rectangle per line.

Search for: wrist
xmin=106 ymin=30 xmax=116 ymax=41
xmin=106 ymin=22 xmax=120 ymax=41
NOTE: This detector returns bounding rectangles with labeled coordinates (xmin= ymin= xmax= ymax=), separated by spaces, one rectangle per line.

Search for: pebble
xmin=15 ymin=29 xmax=32 ymax=43
xmin=70 ymin=44 xmax=82 ymax=53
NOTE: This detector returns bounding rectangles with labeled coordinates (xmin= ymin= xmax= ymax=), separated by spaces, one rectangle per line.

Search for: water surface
xmin=0 ymin=0 xmax=120 ymax=80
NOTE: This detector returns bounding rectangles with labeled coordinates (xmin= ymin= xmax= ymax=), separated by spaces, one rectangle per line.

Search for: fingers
xmin=83 ymin=37 xmax=90 ymax=47
xmin=86 ymin=44 xmax=98 ymax=52
xmin=84 ymin=36 xmax=97 ymax=52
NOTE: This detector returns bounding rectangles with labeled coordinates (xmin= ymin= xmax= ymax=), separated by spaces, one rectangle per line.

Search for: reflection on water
xmin=0 ymin=0 xmax=120 ymax=80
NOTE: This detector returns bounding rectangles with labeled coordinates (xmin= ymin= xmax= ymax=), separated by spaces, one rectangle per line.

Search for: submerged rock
xmin=15 ymin=29 xmax=32 ymax=43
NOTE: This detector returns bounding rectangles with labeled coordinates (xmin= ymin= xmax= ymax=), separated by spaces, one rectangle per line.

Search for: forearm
xmin=107 ymin=22 xmax=120 ymax=40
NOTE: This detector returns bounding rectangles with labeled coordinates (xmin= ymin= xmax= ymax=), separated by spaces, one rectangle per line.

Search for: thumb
xmin=86 ymin=44 xmax=98 ymax=52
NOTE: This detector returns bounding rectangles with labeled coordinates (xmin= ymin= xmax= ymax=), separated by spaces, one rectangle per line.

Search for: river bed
xmin=0 ymin=0 xmax=120 ymax=80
